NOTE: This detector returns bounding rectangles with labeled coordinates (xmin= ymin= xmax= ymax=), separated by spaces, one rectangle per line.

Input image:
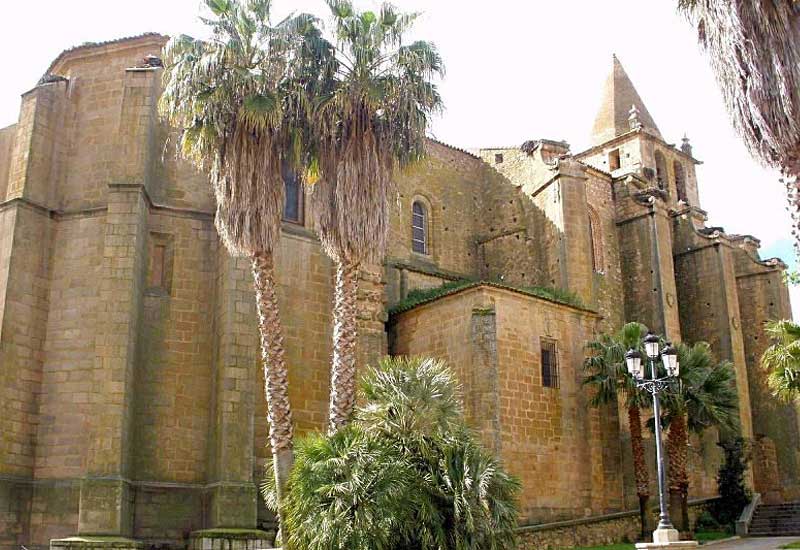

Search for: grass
xmin=388 ymin=279 xmax=586 ymax=315
xmin=779 ymin=543 xmax=800 ymax=549
xmin=695 ymin=530 xmax=733 ymax=543
xmin=567 ymin=544 xmax=635 ymax=550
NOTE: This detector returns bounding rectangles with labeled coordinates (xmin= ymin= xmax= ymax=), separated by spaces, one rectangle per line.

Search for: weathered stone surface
xmin=0 ymin=36 xmax=796 ymax=550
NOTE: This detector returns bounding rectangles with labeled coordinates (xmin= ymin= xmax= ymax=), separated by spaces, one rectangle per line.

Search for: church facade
xmin=0 ymin=33 xmax=798 ymax=549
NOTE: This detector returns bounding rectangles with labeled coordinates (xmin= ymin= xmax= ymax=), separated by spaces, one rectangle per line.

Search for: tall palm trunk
xmin=252 ymin=253 xmax=294 ymax=531
xmin=328 ymin=258 xmax=360 ymax=433
xmin=667 ymin=412 xmax=689 ymax=532
xmin=629 ymin=404 xmax=651 ymax=539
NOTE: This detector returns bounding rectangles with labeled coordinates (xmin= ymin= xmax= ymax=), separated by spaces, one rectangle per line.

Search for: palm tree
xmin=159 ymin=0 xmax=317 ymax=531
xmin=761 ymin=319 xmax=800 ymax=401
xmin=677 ymin=1 xmax=800 ymax=248
xmin=272 ymin=356 xmax=519 ymax=550
xmin=584 ymin=322 xmax=652 ymax=539
xmin=307 ymin=0 xmax=444 ymax=433
xmin=660 ymin=342 xmax=739 ymax=532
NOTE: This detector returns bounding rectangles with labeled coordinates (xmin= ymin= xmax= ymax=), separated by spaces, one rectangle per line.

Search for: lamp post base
xmin=634 ymin=528 xmax=698 ymax=550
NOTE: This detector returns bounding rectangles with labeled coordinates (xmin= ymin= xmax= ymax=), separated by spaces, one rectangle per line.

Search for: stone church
xmin=1 ymin=33 xmax=799 ymax=549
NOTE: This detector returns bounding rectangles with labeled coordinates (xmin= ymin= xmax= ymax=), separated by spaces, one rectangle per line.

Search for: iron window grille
xmin=541 ymin=338 xmax=559 ymax=389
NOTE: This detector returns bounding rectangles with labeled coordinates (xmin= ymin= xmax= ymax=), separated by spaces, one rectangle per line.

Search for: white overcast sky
xmin=1 ymin=0 xmax=798 ymax=318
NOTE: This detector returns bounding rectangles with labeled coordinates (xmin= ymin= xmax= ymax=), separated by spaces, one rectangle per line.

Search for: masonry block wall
xmin=393 ymin=286 xmax=622 ymax=522
xmin=673 ymin=215 xmax=755 ymax=442
xmin=732 ymin=237 xmax=800 ymax=500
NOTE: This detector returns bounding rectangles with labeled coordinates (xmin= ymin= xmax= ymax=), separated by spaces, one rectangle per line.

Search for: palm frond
xmin=308 ymin=1 xmax=444 ymax=264
xmin=761 ymin=319 xmax=800 ymax=401
xmin=679 ymin=0 xmax=800 ymax=171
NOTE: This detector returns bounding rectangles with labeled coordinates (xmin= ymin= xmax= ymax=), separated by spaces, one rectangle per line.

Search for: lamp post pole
xmin=648 ymin=353 xmax=673 ymax=531
xmin=626 ymin=334 xmax=694 ymax=549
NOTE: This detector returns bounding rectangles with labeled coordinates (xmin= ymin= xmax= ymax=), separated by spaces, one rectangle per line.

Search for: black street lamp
xmin=626 ymin=333 xmax=689 ymax=546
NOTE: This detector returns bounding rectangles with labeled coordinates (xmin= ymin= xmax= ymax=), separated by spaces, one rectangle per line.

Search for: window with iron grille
xmin=412 ymin=201 xmax=428 ymax=254
xmin=541 ymin=338 xmax=559 ymax=388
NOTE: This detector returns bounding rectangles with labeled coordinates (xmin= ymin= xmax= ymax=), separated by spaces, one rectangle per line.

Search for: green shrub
xmin=694 ymin=511 xmax=720 ymax=532
xmin=265 ymin=356 xmax=520 ymax=550
xmin=710 ymin=437 xmax=751 ymax=528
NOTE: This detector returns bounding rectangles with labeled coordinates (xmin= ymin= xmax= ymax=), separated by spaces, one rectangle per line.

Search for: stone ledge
xmin=50 ymin=537 xmax=144 ymax=550
xmin=189 ymin=529 xmax=274 ymax=550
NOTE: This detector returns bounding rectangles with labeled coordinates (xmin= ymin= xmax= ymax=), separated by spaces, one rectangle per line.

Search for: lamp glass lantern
xmin=662 ymin=343 xmax=679 ymax=377
xmin=643 ymin=332 xmax=660 ymax=359
xmin=625 ymin=349 xmax=643 ymax=380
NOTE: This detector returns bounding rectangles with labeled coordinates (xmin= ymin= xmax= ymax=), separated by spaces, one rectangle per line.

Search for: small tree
xmin=661 ymin=342 xmax=739 ymax=532
xmin=266 ymin=356 xmax=520 ymax=550
xmin=710 ymin=437 xmax=751 ymax=529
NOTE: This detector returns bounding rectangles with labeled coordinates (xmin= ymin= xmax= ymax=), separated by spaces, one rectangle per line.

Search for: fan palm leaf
xmin=678 ymin=1 xmax=800 ymax=249
xmin=761 ymin=319 xmax=800 ymax=401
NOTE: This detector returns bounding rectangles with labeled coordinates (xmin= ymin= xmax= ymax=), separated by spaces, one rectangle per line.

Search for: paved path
xmin=704 ymin=537 xmax=800 ymax=550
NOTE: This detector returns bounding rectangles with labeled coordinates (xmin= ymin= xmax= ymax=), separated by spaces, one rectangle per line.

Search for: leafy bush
xmin=693 ymin=510 xmax=720 ymax=532
xmin=710 ymin=437 xmax=751 ymax=528
xmin=265 ymin=356 xmax=520 ymax=550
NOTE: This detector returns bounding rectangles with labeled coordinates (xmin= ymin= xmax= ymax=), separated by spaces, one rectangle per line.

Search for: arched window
xmin=588 ymin=208 xmax=604 ymax=273
xmin=674 ymin=161 xmax=688 ymax=203
xmin=654 ymin=150 xmax=668 ymax=191
xmin=412 ymin=201 xmax=428 ymax=255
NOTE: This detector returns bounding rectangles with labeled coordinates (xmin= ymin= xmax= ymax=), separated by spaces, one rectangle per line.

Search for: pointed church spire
xmin=590 ymin=55 xmax=662 ymax=146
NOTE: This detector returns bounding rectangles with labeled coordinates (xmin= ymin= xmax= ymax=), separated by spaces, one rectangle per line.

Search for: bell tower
xmin=577 ymin=55 xmax=702 ymax=209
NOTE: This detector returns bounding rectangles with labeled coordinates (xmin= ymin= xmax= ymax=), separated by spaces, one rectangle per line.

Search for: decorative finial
xmin=629 ymin=104 xmax=642 ymax=131
xmin=681 ymin=134 xmax=693 ymax=156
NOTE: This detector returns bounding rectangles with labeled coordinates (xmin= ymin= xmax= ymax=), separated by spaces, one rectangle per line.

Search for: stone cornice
xmin=574 ymin=128 xmax=702 ymax=165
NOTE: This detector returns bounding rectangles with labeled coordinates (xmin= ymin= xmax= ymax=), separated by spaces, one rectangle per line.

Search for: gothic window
xmin=541 ymin=338 xmax=559 ymax=389
xmin=282 ymin=164 xmax=303 ymax=223
xmin=588 ymin=208 xmax=604 ymax=273
xmin=674 ymin=161 xmax=688 ymax=203
xmin=654 ymin=150 xmax=668 ymax=191
xmin=608 ymin=149 xmax=621 ymax=171
xmin=412 ymin=200 xmax=428 ymax=255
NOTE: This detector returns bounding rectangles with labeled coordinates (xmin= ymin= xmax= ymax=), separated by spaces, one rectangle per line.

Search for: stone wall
xmin=672 ymin=217 xmax=754 ymax=442
xmin=0 ymin=124 xmax=16 ymax=201
xmin=516 ymin=499 xmax=716 ymax=549
xmin=585 ymin=168 xmax=625 ymax=334
xmin=732 ymin=238 xmax=800 ymax=498
xmin=392 ymin=284 xmax=625 ymax=523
